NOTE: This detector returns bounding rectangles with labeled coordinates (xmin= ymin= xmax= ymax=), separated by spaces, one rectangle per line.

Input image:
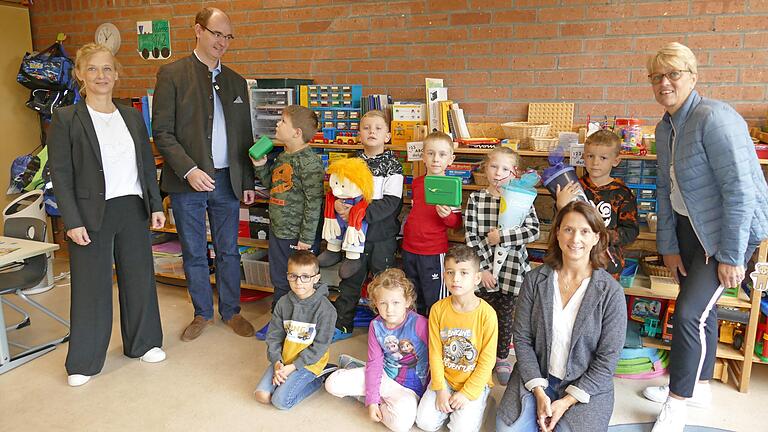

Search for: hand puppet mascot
xmin=318 ymin=157 xmax=374 ymax=279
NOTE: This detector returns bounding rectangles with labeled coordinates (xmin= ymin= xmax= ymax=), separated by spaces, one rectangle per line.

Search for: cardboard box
xmin=391 ymin=120 xmax=423 ymax=146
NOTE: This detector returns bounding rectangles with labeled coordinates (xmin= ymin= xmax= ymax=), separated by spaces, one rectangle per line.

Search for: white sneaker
xmin=140 ymin=347 xmax=166 ymax=363
xmin=67 ymin=374 xmax=91 ymax=387
xmin=651 ymin=398 xmax=687 ymax=432
xmin=643 ymin=384 xmax=712 ymax=408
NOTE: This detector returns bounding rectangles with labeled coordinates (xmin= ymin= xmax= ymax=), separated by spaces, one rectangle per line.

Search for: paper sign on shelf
xmin=407 ymin=141 xmax=424 ymax=162
xmin=570 ymin=144 xmax=585 ymax=167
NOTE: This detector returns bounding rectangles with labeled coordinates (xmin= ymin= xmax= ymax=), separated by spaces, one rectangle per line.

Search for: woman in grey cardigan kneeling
xmin=496 ymin=200 xmax=627 ymax=432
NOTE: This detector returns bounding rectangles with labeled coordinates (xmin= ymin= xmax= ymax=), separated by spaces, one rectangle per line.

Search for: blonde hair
xmin=646 ymin=42 xmax=698 ymax=75
xmin=585 ymin=129 xmax=621 ymax=156
xmin=361 ymin=110 xmax=390 ymax=130
xmin=366 ymin=268 xmax=416 ymax=314
xmin=74 ymin=43 xmax=121 ymax=95
xmin=481 ymin=146 xmax=519 ymax=171
xmin=423 ymin=131 xmax=454 ymax=154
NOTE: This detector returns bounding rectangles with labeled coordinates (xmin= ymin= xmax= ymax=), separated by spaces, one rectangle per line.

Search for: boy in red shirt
xmin=402 ymin=131 xmax=463 ymax=316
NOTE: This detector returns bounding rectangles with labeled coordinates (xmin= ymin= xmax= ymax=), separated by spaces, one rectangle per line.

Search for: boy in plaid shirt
xmin=464 ymin=147 xmax=539 ymax=386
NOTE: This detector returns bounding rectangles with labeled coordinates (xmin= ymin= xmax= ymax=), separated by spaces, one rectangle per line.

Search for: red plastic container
xmin=755 ymin=144 xmax=768 ymax=160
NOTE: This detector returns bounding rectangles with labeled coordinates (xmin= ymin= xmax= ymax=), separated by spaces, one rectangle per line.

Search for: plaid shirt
xmin=464 ymin=190 xmax=540 ymax=295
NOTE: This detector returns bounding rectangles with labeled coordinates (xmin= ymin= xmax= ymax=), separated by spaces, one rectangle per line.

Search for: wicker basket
xmin=641 ymin=255 xmax=673 ymax=278
xmin=472 ymin=171 xmax=489 ymax=186
xmin=529 ymin=137 xmax=559 ymax=152
xmin=500 ymin=122 xmax=551 ymax=142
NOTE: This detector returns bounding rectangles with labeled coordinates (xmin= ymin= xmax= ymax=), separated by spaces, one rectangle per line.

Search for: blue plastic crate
xmin=620 ymin=258 xmax=639 ymax=288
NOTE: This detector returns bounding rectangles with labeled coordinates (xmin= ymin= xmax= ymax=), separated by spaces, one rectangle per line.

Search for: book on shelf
xmin=363 ymin=94 xmax=392 ymax=115
xmin=438 ymin=100 xmax=454 ymax=135
xmin=457 ymin=138 xmax=500 ymax=149
xmin=450 ymin=103 xmax=470 ymax=140
xmin=425 ymin=78 xmax=447 ymax=133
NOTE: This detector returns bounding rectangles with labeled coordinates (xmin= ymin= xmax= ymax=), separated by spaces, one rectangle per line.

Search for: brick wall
xmin=29 ymin=0 xmax=768 ymax=126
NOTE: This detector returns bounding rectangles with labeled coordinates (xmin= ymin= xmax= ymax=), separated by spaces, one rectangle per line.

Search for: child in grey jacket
xmin=254 ymin=251 xmax=337 ymax=410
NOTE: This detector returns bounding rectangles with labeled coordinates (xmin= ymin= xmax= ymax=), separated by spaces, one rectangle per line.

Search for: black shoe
xmin=319 ymin=363 xmax=339 ymax=382
xmin=339 ymin=257 xmax=363 ymax=279
xmin=317 ymin=250 xmax=342 ymax=268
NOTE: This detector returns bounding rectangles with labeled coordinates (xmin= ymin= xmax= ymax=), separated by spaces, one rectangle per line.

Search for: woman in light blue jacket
xmin=644 ymin=42 xmax=768 ymax=432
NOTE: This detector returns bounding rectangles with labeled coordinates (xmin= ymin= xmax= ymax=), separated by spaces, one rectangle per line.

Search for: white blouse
xmin=548 ymin=271 xmax=591 ymax=380
xmin=87 ymin=106 xmax=143 ymax=200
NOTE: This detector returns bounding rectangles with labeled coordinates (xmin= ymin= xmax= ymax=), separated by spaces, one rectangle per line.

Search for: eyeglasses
xmin=286 ymin=273 xmax=318 ymax=283
xmin=648 ymin=70 xmax=691 ymax=84
xmin=200 ymin=24 xmax=235 ymax=41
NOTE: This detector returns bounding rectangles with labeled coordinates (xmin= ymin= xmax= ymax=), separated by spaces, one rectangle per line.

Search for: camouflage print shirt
xmin=254 ymin=146 xmax=324 ymax=244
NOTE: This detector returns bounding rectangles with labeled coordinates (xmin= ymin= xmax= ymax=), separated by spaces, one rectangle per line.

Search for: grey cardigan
xmin=498 ymin=265 xmax=627 ymax=432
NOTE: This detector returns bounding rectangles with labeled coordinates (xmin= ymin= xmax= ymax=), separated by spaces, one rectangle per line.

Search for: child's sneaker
xmin=643 ymin=383 xmax=712 ymax=408
xmin=651 ymin=397 xmax=687 ymax=432
xmin=319 ymin=363 xmax=339 ymax=382
xmin=331 ymin=327 xmax=353 ymax=343
xmin=255 ymin=323 xmax=269 ymax=341
xmin=494 ymin=358 xmax=513 ymax=385
xmin=339 ymin=354 xmax=365 ymax=369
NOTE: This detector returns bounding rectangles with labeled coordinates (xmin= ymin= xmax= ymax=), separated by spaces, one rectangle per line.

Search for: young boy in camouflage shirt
xmin=252 ymin=105 xmax=325 ymax=339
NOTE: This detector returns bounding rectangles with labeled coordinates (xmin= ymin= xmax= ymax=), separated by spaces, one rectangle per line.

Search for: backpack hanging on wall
xmin=17 ymin=41 xmax=74 ymax=91
xmin=17 ymin=40 xmax=79 ymax=121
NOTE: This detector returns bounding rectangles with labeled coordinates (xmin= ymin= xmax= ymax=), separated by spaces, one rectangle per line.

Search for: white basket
xmin=153 ymin=256 xmax=184 ymax=276
xmin=242 ymin=251 xmax=271 ymax=287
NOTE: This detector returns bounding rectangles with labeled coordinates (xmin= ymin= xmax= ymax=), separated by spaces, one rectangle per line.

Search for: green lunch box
xmin=248 ymin=135 xmax=274 ymax=160
xmin=424 ymin=175 xmax=462 ymax=207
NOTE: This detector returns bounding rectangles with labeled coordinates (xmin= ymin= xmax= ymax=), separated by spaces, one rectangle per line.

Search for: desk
xmin=0 ymin=235 xmax=61 ymax=374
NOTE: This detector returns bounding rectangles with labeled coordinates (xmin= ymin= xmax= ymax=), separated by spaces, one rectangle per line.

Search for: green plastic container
xmin=249 ymin=136 xmax=274 ymax=161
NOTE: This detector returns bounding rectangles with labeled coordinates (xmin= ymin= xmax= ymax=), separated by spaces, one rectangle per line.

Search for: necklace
xmin=96 ymin=109 xmax=118 ymax=127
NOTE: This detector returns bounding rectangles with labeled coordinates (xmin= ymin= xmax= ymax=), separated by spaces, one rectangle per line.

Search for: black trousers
xmin=668 ymin=214 xmax=753 ymax=397
xmin=65 ymin=195 xmax=163 ymax=375
xmin=402 ymin=250 xmax=447 ymax=317
xmin=477 ymin=290 xmax=516 ymax=359
xmin=333 ymin=237 xmax=398 ymax=331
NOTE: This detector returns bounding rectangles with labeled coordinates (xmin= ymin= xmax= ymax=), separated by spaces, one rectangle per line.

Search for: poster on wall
xmin=136 ymin=20 xmax=171 ymax=60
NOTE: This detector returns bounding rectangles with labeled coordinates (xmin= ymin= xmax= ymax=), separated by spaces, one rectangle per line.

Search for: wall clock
xmin=95 ymin=23 xmax=121 ymax=55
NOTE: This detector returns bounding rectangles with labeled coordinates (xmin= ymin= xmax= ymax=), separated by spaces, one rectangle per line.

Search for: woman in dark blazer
xmin=48 ymin=43 xmax=166 ymax=387
xmin=496 ymin=201 xmax=627 ymax=432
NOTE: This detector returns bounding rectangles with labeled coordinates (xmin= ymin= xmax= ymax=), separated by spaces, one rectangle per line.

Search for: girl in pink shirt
xmin=325 ymin=269 xmax=429 ymax=432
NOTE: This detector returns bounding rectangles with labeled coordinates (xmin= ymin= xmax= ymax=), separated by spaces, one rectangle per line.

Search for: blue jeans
xmin=171 ymin=168 xmax=241 ymax=321
xmin=255 ymin=363 xmax=323 ymax=410
xmin=496 ymin=376 xmax=571 ymax=432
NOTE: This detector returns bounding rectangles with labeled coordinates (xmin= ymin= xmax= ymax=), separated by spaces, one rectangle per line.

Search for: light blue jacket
xmin=655 ymin=90 xmax=768 ymax=265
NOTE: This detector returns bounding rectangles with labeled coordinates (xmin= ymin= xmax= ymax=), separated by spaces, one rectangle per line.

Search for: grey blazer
xmin=48 ymin=100 xmax=162 ymax=231
xmin=498 ymin=265 xmax=627 ymax=432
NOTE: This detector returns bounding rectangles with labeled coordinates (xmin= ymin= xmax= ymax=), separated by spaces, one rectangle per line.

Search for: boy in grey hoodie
xmin=254 ymin=251 xmax=337 ymax=409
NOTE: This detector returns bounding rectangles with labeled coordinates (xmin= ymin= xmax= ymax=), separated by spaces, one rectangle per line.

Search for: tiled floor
xmin=1 ymin=261 xmax=765 ymax=431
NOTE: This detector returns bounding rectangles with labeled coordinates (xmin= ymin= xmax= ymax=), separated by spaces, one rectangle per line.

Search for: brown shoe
xmin=181 ymin=316 xmax=213 ymax=341
xmin=225 ymin=314 xmax=255 ymax=337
